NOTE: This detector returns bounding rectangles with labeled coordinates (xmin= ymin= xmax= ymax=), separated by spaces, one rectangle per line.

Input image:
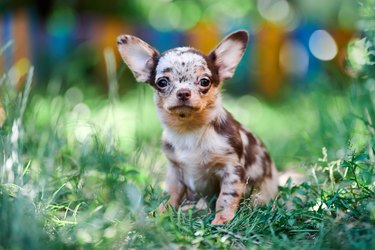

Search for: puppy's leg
xmin=252 ymin=164 xmax=279 ymax=206
xmin=159 ymin=164 xmax=186 ymax=213
xmin=212 ymin=166 xmax=246 ymax=225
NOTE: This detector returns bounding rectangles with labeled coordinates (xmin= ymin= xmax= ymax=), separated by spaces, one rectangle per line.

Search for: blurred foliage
xmin=342 ymin=0 xmax=375 ymax=79
xmin=0 ymin=0 xmax=366 ymax=96
xmin=0 ymin=0 xmax=361 ymax=28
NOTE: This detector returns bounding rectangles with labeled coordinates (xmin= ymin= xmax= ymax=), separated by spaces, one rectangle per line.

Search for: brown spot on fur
xmin=167 ymin=157 xmax=181 ymax=169
xmin=244 ymin=151 xmax=256 ymax=168
xmin=262 ymin=152 xmax=273 ymax=178
xmin=263 ymin=151 xmax=271 ymax=165
xmin=208 ymin=52 xmax=216 ymax=63
xmin=200 ymin=87 xmax=210 ymax=95
xmin=162 ymin=67 xmax=173 ymax=74
xmin=230 ymin=180 xmax=239 ymax=185
xmin=163 ymin=141 xmax=174 ymax=152
xmin=234 ymin=165 xmax=245 ymax=182
xmin=212 ymin=111 xmax=243 ymax=159
xmin=179 ymin=75 xmax=188 ymax=82
xmin=222 ymin=192 xmax=239 ymax=197
xmin=227 ymin=30 xmax=248 ymax=50
xmin=243 ymin=131 xmax=258 ymax=168
xmin=207 ymin=52 xmax=220 ymax=86
xmin=147 ymin=56 xmax=160 ymax=85
xmin=119 ymin=36 xmax=128 ymax=44
xmin=245 ymin=130 xmax=257 ymax=144
xmin=204 ymin=54 xmax=220 ymax=86
xmin=222 ymin=171 xmax=230 ymax=179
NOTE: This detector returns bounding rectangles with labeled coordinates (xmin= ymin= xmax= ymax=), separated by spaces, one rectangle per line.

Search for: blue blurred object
xmin=47 ymin=7 xmax=75 ymax=61
xmin=289 ymin=23 xmax=321 ymax=85
xmin=136 ymin=26 xmax=186 ymax=53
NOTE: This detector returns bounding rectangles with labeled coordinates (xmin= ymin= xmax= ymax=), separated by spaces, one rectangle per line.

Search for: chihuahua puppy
xmin=117 ymin=30 xmax=278 ymax=225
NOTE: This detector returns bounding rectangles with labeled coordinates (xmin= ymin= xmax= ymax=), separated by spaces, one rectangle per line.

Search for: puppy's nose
xmin=176 ymin=89 xmax=191 ymax=101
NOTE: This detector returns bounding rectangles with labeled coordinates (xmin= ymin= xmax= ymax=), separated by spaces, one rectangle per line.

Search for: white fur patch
xmin=240 ymin=130 xmax=249 ymax=147
xmin=156 ymin=48 xmax=211 ymax=82
xmin=215 ymin=39 xmax=245 ymax=80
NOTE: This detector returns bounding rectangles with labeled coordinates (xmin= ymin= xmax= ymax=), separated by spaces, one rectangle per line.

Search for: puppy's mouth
xmin=168 ymin=105 xmax=200 ymax=118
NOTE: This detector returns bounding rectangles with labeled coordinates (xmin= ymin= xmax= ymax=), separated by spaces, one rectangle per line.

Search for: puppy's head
xmin=117 ymin=31 xmax=248 ymax=124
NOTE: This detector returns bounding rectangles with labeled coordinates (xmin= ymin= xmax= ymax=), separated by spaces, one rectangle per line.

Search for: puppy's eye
xmin=156 ymin=78 xmax=169 ymax=88
xmin=199 ymin=78 xmax=211 ymax=87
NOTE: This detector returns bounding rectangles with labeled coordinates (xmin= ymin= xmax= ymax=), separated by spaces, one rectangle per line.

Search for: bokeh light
xmin=177 ymin=1 xmax=201 ymax=30
xmin=8 ymin=57 xmax=30 ymax=87
xmin=148 ymin=2 xmax=181 ymax=31
xmin=309 ymin=30 xmax=338 ymax=61
xmin=257 ymin=0 xmax=290 ymax=23
xmin=147 ymin=0 xmax=202 ymax=31
xmin=280 ymin=40 xmax=309 ymax=76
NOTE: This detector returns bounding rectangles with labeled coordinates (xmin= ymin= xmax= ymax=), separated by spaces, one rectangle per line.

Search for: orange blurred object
xmin=0 ymin=10 xmax=31 ymax=90
xmin=331 ymin=28 xmax=356 ymax=75
xmin=187 ymin=21 xmax=220 ymax=54
xmin=95 ymin=17 xmax=132 ymax=64
xmin=256 ymin=22 xmax=285 ymax=98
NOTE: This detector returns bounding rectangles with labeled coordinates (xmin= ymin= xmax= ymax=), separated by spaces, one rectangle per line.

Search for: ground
xmin=0 ymin=73 xmax=374 ymax=249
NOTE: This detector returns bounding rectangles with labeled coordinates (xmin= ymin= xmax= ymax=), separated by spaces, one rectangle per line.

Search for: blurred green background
xmin=0 ymin=0 xmax=374 ymax=249
xmin=0 ymin=0 xmax=369 ymax=96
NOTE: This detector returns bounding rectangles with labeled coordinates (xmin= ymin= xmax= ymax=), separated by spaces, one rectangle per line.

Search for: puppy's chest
xmin=165 ymin=128 xmax=231 ymax=166
xmin=163 ymin=128 xmax=235 ymax=193
xmin=174 ymin=145 xmax=223 ymax=194
xmin=173 ymin=143 xmax=224 ymax=167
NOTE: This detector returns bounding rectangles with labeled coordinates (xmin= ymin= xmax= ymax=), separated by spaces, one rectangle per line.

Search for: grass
xmin=0 ymin=61 xmax=374 ymax=249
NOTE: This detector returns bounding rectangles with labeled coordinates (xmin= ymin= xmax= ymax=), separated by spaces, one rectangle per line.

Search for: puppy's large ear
xmin=208 ymin=30 xmax=249 ymax=81
xmin=117 ymin=35 xmax=160 ymax=83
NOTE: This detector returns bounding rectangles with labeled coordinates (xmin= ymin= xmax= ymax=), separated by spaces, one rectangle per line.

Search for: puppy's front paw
xmin=211 ymin=210 xmax=235 ymax=225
